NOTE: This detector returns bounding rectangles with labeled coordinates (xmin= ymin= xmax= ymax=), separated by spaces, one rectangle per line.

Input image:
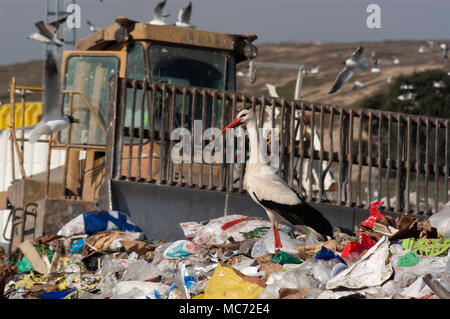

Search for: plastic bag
xmin=112 ymin=281 xmax=171 ymax=299
xmin=121 ymin=259 xmax=161 ymax=282
xmin=70 ymin=238 xmax=86 ymax=255
xmin=326 ymin=237 xmax=393 ymax=290
xmin=180 ymin=215 xmax=273 ymax=245
xmin=259 ymin=260 xmax=329 ymax=299
xmin=272 ymin=251 xmax=302 ymax=265
xmin=195 ymin=263 xmax=265 ymax=299
xmin=392 ymin=249 xmax=449 ymax=288
xmin=57 ymin=210 xmax=143 ymax=238
xmin=428 ymin=203 xmax=450 ymax=238
xmin=163 ymin=240 xmax=204 ymax=259
xmin=360 ymin=201 xmax=386 ymax=229
xmin=251 ymin=227 xmax=305 ymax=258
xmin=315 ymin=246 xmax=347 ymax=265
xmin=341 ymin=233 xmax=377 ymax=261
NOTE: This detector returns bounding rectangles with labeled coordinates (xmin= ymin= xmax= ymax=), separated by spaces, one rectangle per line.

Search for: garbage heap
xmin=1 ymin=202 xmax=449 ymax=299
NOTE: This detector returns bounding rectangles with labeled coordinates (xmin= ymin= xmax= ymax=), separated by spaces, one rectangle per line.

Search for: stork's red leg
xmin=273 ymin=224 xmax=282 ymax=251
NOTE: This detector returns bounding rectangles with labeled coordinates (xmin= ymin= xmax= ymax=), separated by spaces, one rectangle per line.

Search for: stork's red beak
xmin=219 ymin=118 xmax=243 ymax=136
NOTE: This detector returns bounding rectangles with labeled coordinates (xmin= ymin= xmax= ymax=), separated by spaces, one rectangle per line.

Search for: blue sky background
xmin=0 ymin=0 xmax=449 ymax=65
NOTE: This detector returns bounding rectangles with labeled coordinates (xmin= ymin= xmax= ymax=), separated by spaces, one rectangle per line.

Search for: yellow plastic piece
xmin=0 ymin=102 xmax=42 ymax=129
xmin=13 ymin=272 xmax=48 ymax=289
xmin=194 ymin=263 xmax=264 ymax=299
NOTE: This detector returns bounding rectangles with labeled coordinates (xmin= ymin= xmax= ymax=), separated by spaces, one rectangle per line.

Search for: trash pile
xmin=1 ymin=202 xmax=449 ymax=299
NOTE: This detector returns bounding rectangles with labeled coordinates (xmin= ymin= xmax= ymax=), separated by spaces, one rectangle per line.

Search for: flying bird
xmin=237 ymin=66 xmax=256 ymax=83
xmin=398 ymin=92 xmax=416 ymax=101
xmin=352 ymin=81 xmax=364 ymax=90
xmin=440 ymin=43 xmax=449 ymax=60
xmin=310 ymin=65 xmax=320 ymax=74
xmin=11 ymin=115 xmax=79 ymax=144
xmin=400 ymin=84 xmax=414 ymax=90
xmin=393 ymin=57 xmax=400 ymax=65
xmin=221 ymin=109 xmax=334 ymax=250
xmin=418 ymin=45 xmax=428 ymax=53
xmin=27 ymin=17 xmax=67 ymax=46
xmin=433 ymin=80 xmax=446 ymax=88
xmin=371 ymin=58 xmax=381 ymax=72
xmin=175 ymin=1 xmax=194 ymax=28
xmin=149 ymin=0 xmax=170 ymax=25
xmin=87 ymin=20 xmax=101 ymax=32
xmin=9 ymin=88 xmax=33 ymax=96
xmin=328 ymin=46 xmax=369 ymax=94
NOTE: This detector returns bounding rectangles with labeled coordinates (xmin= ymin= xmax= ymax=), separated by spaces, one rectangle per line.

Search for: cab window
xmin=61 ymin=55 xmax=119 ymax=145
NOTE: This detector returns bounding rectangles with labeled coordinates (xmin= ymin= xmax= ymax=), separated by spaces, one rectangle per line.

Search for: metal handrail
xmin=8 ymin=77 xmax=46 ymax=180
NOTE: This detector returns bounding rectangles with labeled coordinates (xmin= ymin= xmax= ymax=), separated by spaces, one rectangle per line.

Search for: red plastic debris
xmin=360 ymin=201 xmax=385 ymax=230
xmin=341 ymin=233 xmax=377 ymax=260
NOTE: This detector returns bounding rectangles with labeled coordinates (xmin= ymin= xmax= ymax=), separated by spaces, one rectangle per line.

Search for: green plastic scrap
xmin=16 ymin=256 xmax=33 ymax=273
xmin=397 ymin=251 xmax=420 ymax=267
xmin=15 ymin=246 xmax=54 ymax=273
xmin=241 ymin=227 xmax=271 ymax=239
xmin=401 ymin=238 xmax=450 ymax=257
xmin=272 ymin=251 xmax=303 ymax=265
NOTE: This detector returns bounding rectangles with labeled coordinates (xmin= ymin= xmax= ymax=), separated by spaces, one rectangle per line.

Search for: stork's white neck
xmin=246 ymin=120 xmax=266 ymax=164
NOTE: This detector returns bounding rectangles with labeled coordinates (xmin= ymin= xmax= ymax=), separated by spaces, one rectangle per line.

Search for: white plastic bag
xmin=428 ymin=204 xmax=450 ymax=238
xmin=180 ymin=215 xmax=273 ymax=245
xmin=251 ymin=227 xmax=304 ymax=258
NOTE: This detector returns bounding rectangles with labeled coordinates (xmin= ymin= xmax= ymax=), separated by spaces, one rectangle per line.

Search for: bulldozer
xmin=4 ymin=16 xmax=263 ymax=251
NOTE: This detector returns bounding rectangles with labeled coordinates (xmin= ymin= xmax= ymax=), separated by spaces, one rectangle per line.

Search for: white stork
xmin=221 ymin=109 xmax=334 ymax=250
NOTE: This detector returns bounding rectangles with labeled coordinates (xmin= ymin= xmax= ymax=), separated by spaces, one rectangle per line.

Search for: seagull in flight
xmin=400 ymin=84 xmax=414 ymax=90
xmin=175 ymin=1 xmax=195 ymax=28
xmin=398 ymin=92 xmax=416 ymax=101
xmin=11 ymin=115 xmax=79 ymax=144
xmin=371 ymin=58 xmax=381 ymax=72
xmin=27 ymin=17 xmax=67 ymax=46
xmin=87 ymin=20 xmax=101 ymax=32
xmin=352 ymin=80 xmax=364 ymax=90
xmin=418 ymin=45 xmax=428 ymax=53
xmin=328 ymin=46 xmax=369 ymax=94
xmin=149 ymin=0 xmax=170 ymax=25
xmin=433 ymin=80 xmax=446 ymax=88
xmin=310 ymin=65 xmax=320 ymax=74
xmin=440 ymin=43 xmax=449 ymax=60
xmin=9 ymin=88 xmax=33 ymax=96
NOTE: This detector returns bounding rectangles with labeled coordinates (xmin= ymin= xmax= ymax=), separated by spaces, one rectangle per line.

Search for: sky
xmin=0 ymin=0 xmax=449 ymax=65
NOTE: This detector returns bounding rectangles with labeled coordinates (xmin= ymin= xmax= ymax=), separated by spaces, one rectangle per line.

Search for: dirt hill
xmin=0 ymin=40 xmax=449 ymax=107
xmin=0 ymin=60 xmax=43 ymax=103
xmin=236 ymin=40 xmax=450 ymax=107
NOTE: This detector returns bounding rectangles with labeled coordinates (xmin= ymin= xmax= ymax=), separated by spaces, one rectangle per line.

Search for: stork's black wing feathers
xmin=257 ymin=197 xmax=334 ymax=239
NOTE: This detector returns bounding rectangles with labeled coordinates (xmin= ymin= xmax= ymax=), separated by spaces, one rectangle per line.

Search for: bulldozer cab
xmin=59 ymin=17 xmax=257 ymax=146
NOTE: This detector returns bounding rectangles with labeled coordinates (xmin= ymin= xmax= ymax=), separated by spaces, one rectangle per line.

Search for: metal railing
xmin=8 ymin=78 xmax=107 ymax=201
xmin=106 ymin=76 xmax=450 ymax=216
